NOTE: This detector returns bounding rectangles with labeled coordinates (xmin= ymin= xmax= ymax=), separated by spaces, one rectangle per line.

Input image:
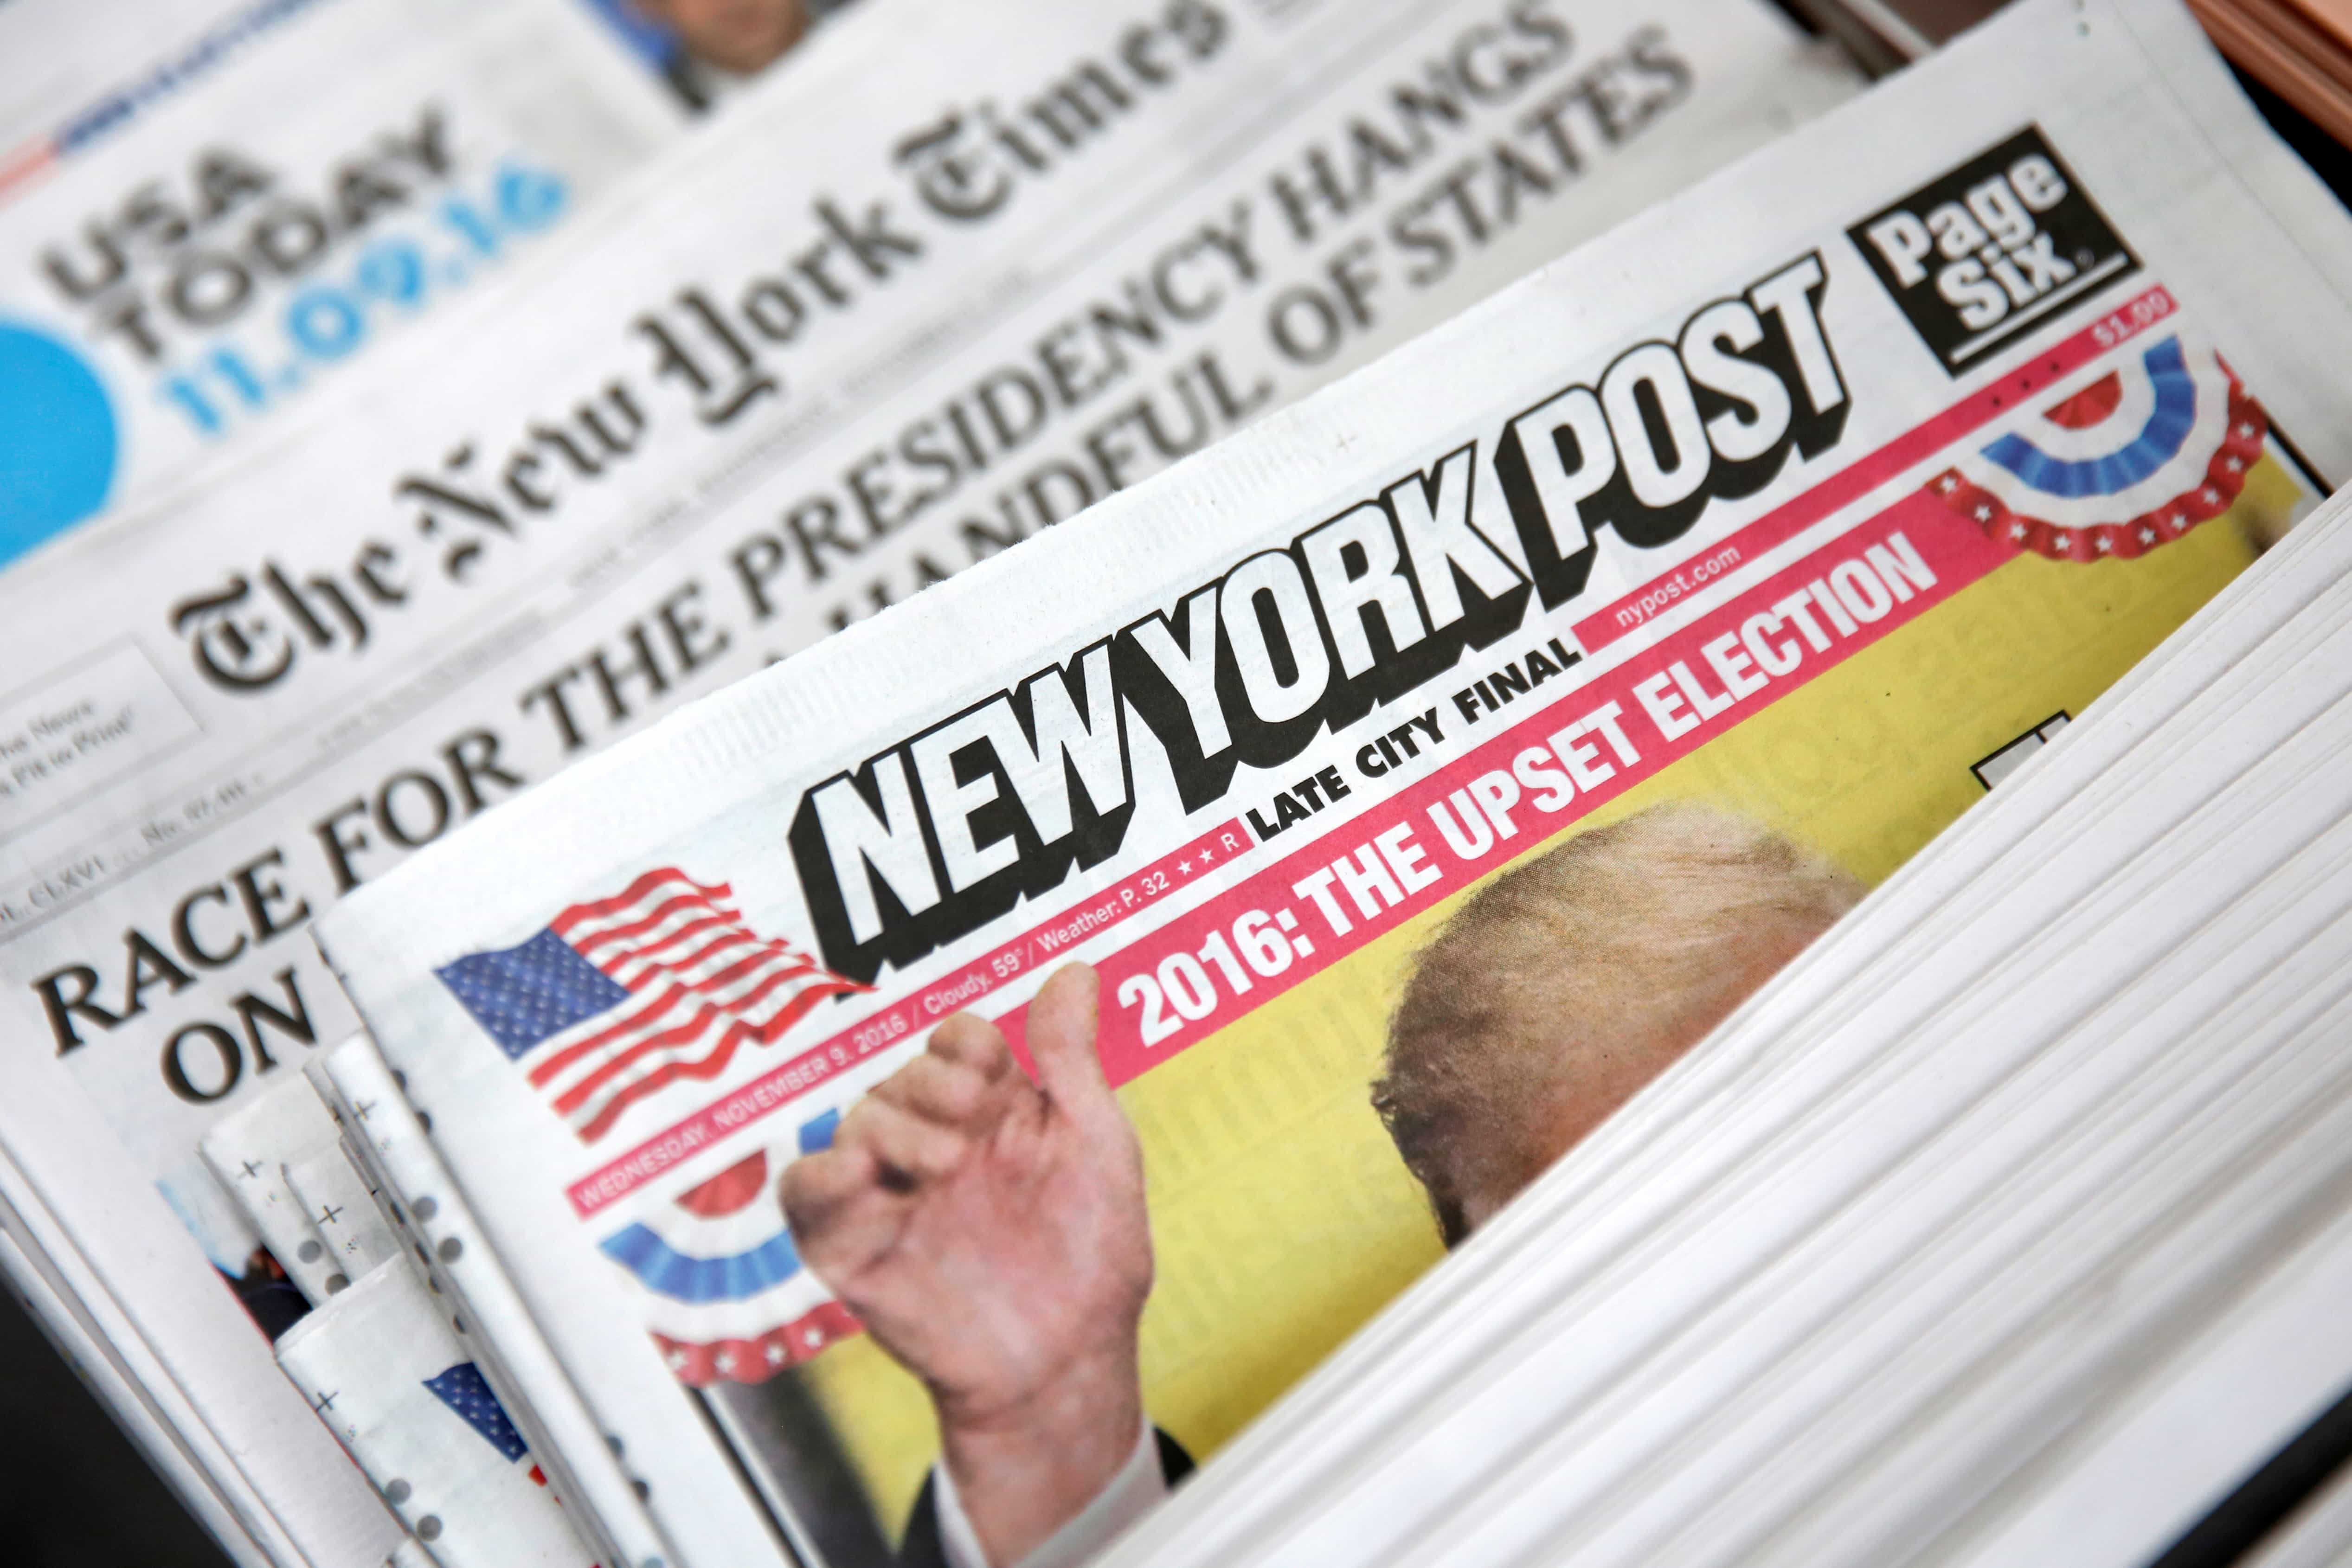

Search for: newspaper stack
xmin=1087 ymin=476 xmax=2352 ymax=1568
xmin=0 ymin=0 xmax=1859 ymax=1563
xmin=307 ymin=0 xmax=2352 ymax=1564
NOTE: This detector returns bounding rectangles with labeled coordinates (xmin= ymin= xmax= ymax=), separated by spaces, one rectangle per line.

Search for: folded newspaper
xmin=312 ymin=0 xmax=2352 ymax=1562
xmin=273 ymin=1256 xmax=596 ymax=1568
xmin=199 ymin=1074 xmax=367 ymax=1308
xmin=0 ymin=0 xmax=1857 ymax=1562
xmin=310 ymin=1029 xmax=677 ymax=1568
xmin=0 ymin=0 xmax=684 ymax=564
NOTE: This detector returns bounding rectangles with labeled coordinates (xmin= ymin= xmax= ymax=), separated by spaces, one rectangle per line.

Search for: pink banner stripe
xmin=1572 ymin=284 xmax=2176 ymax=653
xmin=1010 ymin=495 xmax=2010 ymax=1086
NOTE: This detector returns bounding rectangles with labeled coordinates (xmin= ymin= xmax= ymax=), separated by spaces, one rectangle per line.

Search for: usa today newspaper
xmin=0 ymin=0 xmax=1854 ymax=1562
xmin=0 ymin=0 xmax=686 ymax=566
xmin=315 ymin=0 xmax=2352 ymax=1564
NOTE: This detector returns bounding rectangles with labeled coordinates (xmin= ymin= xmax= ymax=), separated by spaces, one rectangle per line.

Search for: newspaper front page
xmin=0 ymin=0 xmax=1853 ymax=1562
xmin=314 ymin=0 xmax=2352 ymax=1562
xmin=0 ymin=0 xmax=686 ymax=567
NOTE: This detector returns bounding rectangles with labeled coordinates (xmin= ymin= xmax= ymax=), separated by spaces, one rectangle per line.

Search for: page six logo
xmin=1850 ymin=127 xmax=2138 ymax=374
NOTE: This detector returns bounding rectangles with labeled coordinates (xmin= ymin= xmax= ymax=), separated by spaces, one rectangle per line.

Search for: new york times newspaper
xmin=317 ymin=0 xmax=2352 ymax=1563
xmin=0 ymin=0 xmax=1852 ymax=1561
xmin=0 ymin=0 xmax=685 ymax=566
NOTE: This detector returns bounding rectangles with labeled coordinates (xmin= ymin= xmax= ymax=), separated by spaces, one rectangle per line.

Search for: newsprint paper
xmin=315 ymin=0 xmax=2352 ymax=1563
xmin=0 ymin=0 xmax=684 ymax=566
xmin=0 ymin=0 xmax=1853 ymax=1563
xmin=272 ymin=1258 xmax=596 ymax=1568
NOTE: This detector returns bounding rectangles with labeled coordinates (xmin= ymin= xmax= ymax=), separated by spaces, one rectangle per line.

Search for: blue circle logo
xmin=0 ymin=321 xmax=117 ymax=566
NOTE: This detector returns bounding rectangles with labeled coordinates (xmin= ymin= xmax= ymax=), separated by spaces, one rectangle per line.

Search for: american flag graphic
xmin=423 ymin=1362 xmax=528 ymax=1462
xmin=436 ymin=869 xmax=868 ymax=1144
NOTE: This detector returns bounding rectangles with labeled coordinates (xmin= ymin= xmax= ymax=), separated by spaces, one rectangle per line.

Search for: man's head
xmin=634 ymin=0 xmax=809 ymax=74
xmin=1372 ymin=802 xmax=1860 ymax=1246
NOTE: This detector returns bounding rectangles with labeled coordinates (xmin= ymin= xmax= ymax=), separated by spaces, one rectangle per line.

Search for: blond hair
xmin=1372 ymin=802 xmax=1860 ymax=1244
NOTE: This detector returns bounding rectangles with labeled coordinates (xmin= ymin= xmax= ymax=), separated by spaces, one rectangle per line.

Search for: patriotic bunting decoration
xmin=1926 ymin=333 xmax=2268 ymax=563
xmin=436 ymin=869 xmax=869 ymax=1144
xmin=599 ymin=1112 xmax=863 ymax=1388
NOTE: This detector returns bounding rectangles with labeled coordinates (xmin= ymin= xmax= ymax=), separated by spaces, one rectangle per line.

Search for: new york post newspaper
xmin=316 ymin=0 xmax=2352 ymax=1564
xmin=0 ymin=0 xmax=1852 ymax=1561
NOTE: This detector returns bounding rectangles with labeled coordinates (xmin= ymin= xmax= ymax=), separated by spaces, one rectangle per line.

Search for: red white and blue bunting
xmin=1927 ymin=332 xmax=2267 ymax=563
xmin=599 ymin=1109 xmax=862 ymax=1387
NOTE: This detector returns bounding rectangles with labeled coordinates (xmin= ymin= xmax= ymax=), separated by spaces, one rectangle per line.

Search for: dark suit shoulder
xmin=898 ymin=1427 xmax=1195 ymax=1566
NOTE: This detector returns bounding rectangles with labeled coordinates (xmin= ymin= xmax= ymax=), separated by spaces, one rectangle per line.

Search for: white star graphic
xmin=2139 ymin=527 xmax=2157 ymax=545
xmin=2052 ymin=533 xmax=2071 ymax=550
xmin=2010 ymin=522 xmax=2029 ymax=541
xmin=2095 ymin=533 xmax=2113 ymax=553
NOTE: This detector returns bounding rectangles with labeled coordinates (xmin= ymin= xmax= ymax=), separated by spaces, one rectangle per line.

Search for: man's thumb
xmin=1027 ymin=963 xmax=1112 ymax=1117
